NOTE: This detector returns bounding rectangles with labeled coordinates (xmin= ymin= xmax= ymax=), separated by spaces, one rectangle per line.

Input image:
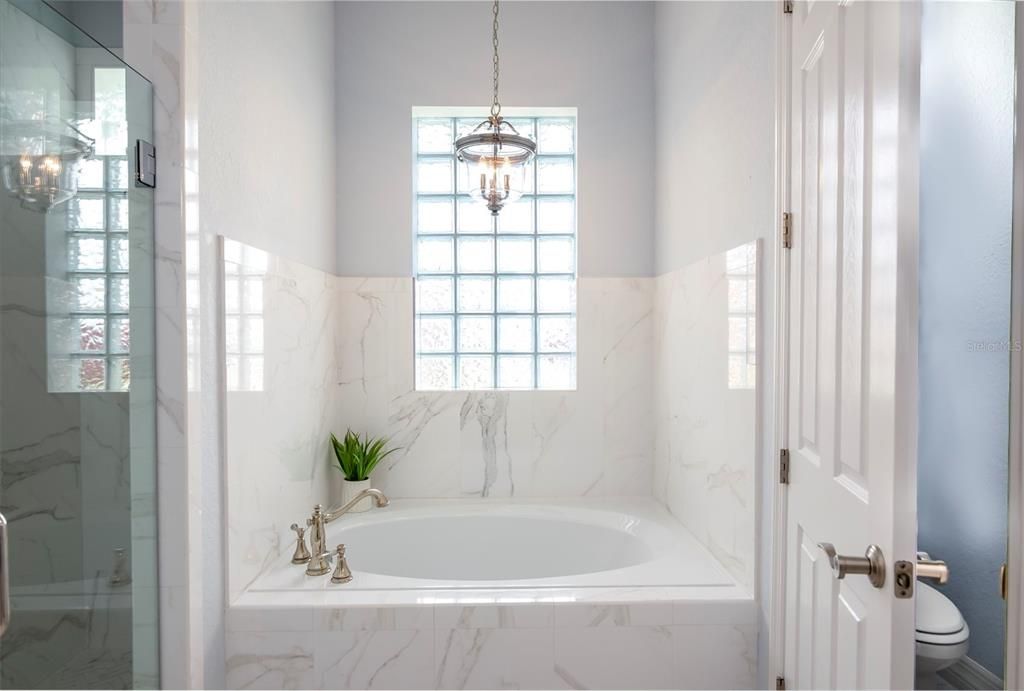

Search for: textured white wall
xmin=654 ymin=1 xmax=775 ymax=275
xmin=335 ymin=1 xmax=655 ymax=277
xmin=198 ymin=1 xmax=337 ymax=273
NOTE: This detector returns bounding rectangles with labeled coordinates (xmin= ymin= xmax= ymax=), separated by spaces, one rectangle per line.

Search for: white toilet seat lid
xmin=916 ymin=582 xmax=966 ymax=637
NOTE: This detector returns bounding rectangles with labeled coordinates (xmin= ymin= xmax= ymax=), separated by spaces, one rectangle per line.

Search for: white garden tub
xmin=249 ymin=499 xmax=737 ymax=592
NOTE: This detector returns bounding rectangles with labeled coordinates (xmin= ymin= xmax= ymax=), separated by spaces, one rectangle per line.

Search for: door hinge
xmin=782 ymin=1 xmax=793 ymax=14
xmin=779 ymin=449 xmax=790 ymax=484
xmin=782 ymin=212 xmax=792 ymax=249
xmin=776 ymin=676 xmax=787 ymax=691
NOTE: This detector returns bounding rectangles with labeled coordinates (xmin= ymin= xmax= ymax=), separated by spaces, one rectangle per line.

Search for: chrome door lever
xmin=818 ymin=542 xmax=886 ymax=588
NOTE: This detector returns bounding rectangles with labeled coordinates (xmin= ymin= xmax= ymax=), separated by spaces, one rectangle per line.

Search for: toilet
xmin=915 ymin=581 xmax=970 ymax=687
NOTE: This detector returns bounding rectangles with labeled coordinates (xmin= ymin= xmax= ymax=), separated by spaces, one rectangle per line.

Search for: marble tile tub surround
xmin=223 ymin=237 xmax=656 ymax=599
xmin=225 ymin=598 xmax=756 ymax=690
xmin=653 ymin=241 xmax=760 ymax=592
xmin=223 ymin=238 xmax=764 ymax=598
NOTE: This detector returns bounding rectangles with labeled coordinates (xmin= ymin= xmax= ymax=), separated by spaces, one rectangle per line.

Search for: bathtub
xmin=229 ymin=499 xmax=757 ymax=690
xmin=251 ymin=499 xmax=735 ymax=592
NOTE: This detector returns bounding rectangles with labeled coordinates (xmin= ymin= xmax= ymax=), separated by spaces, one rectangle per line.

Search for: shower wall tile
xmin=652 ymin=242 xmax=760 ymax=592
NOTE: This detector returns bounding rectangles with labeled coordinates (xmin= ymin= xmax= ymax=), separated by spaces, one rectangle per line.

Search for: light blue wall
xmin=918 ymin=0 xmax=1014 ymax=678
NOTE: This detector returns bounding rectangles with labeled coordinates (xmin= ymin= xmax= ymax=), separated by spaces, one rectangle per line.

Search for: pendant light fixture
xmin=454 ymin=0 xmax=536 ymax=217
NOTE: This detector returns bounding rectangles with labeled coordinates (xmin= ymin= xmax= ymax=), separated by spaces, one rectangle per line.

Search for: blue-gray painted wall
xmin=918 ymin=0 xmax=1014 ymax=678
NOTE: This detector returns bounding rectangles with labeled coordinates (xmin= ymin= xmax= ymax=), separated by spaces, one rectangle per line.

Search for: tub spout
xmin=324 ymin=488 xmax=390 ymax=522
xmin=303 ymin=489 xmax=389 ymax=577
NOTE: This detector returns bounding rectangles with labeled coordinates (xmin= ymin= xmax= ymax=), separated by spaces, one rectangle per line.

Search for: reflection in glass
xmin=224 ymin=243 xmax=266 ymax=392
xmin=726 ymin=242 xmax=757 ymax=390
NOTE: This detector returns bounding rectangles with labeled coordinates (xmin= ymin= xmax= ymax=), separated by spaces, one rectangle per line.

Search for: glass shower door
xmin=0 ymin=1 xmax=158 ymax=688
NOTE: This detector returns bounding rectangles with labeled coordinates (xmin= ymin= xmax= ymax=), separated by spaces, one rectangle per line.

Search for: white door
xmin=783 ymin=1 xmax=921 ymax=688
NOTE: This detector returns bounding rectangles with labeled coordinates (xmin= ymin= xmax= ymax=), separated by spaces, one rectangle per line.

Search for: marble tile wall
xmin=223 ymin=242 xmax=656 ymax=599
xmin=333 ymin=276 xmax=654 ymax=500
xmin=224 ymin=600 xmax=756 ymax=690
xmin=652 ymin=242 xmax=760 ymax=592
xmin=2 ymin=597 xmax=133 ymax=689
xmin=223 ymin=239 xmax=338 ymax=601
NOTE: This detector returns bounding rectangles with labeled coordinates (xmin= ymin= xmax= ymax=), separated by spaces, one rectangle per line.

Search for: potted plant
xmin=330 ymin=430 xmax=397 ymax=512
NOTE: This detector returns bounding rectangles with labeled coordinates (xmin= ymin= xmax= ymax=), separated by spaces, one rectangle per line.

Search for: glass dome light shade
xmin=1 ymin=117 xmax=95 ymax=213
xmin=455 ymin=119 xmax=536 ymax=216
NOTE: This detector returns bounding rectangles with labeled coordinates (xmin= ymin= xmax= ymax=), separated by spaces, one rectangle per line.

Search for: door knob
xmin=818 ymin=542 xmax=886 ymax=588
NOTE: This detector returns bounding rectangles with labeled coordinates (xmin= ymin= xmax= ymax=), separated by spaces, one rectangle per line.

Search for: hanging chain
xmin=490 ymin=0 xmax=501 ymax=118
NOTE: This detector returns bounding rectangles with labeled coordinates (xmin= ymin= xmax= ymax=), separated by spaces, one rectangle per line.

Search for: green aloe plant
xmin=330 ymin=430 xmax=398 ymax=482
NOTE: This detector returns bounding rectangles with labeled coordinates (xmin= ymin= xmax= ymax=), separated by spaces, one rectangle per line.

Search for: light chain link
xmin=490 ymin=0 xmax=501 ymax=118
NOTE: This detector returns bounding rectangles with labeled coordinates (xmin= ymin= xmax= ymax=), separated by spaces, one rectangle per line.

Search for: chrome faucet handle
xmin=331 ymin=544 xmax=352 ymax=584
xmin=290 ymin=523 xmax=311 ymax=564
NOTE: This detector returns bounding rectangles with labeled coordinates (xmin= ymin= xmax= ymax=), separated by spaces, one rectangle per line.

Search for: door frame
xmin=766 ymin=0 xmax=792 ymax=686
xmin=1006 ymin=6 xmax=1024 ymax=690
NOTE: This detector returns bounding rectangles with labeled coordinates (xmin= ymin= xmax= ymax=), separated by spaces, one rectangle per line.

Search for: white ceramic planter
xmin=340 ymin=478 xmax=373 ymax=512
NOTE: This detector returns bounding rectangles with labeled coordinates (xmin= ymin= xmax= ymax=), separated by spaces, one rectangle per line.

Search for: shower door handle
xmin=0 ymin=512 xmax=10 ymax=637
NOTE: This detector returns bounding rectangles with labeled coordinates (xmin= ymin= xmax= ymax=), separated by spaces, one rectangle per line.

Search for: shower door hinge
xmin=135 ymin=139 xmax=156 ymax=188
xmin=779 ymin=449 xmax=790 ymax=484
xmin=782 ymin=1 xmax=793 ymax=15
xmin=782 ymin=212 xmax=793 ymax=249
xmin=776 ymin=676 xmax=787 ymax=690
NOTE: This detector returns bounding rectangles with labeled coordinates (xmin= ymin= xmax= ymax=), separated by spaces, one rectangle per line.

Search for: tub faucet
xmin=304 ymin=488 xmax=389 ymax=576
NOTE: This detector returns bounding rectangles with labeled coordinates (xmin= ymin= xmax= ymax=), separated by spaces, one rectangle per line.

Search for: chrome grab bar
xmin=0 ymin=512 xmax=10 ymax=637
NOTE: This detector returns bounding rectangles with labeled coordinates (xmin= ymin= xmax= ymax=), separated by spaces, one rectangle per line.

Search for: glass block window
xmin=50 ymin=154 xmax=132 ymax=392
xmin=414 ymin=114 xmax=577 ymax=390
